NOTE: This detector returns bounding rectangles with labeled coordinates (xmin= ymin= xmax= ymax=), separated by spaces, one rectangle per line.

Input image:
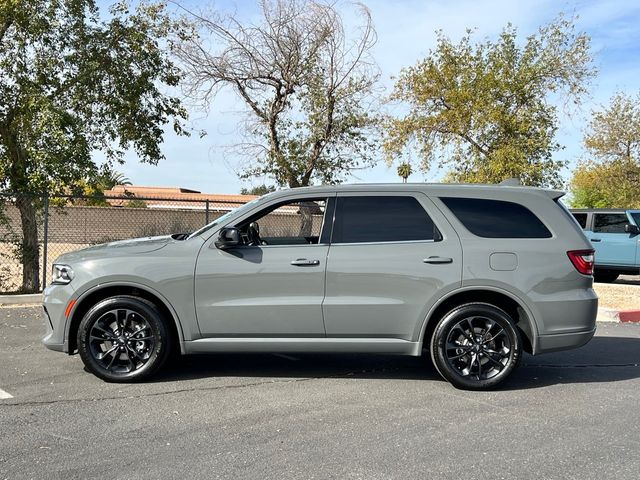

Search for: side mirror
xmin=215 ymin=227 xmax=240 ymax=249
xmin=625 ymin=224 xmax=640 ymax=235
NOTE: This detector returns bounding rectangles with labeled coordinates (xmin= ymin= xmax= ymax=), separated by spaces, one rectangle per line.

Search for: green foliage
xmin=570 ymin=160 xmax=640 ymax=208
xmin=124 ymin=199 xmax=147 ymax=209
xmin=570 ymin=91 xmax=640 ymax=208
xmin=240 ymin=184 xmax=277 ymax=196
xmin=0 ymin=0 xmax=187 ymax=291
xmin=397 ymin=162 xmax=412 ymax=182
xmin=384 ymin=15 xmax=595 ymax=188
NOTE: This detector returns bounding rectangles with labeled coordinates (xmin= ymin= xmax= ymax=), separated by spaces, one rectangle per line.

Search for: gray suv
xmin=43 ymin=184 xmax=598 ymax=390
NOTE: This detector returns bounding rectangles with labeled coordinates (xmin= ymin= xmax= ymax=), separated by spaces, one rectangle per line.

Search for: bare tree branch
xmin=174 ymin=0 xmax=380 ymax=187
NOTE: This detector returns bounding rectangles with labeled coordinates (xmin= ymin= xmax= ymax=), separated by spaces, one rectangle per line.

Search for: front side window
xmin=593 ymin=213 xmax=628 ymax=234
xmin=237 ymin=198 xmax=328 ymax=245
xmin=440 ymin=197 xmax=552 ymax=239
xmin=332 ymin=196 xmax=439 ymax=244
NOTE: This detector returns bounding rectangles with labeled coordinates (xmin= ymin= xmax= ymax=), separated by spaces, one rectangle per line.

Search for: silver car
xmin=43 ymin=184 xmax=598 ymax=390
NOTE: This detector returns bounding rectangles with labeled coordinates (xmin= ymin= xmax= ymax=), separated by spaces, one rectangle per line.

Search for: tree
xmin=384 ymin=15 xmax=595 ymax=187
xmin=570 ymin=91 xmax=640 ymax=208
xmin=73 ymin=168 xmax=133 ymax=206
xmin=0 ymin=0 xmax=187 ymax=292
xmin=240 ymin=184 xmax=277 ymax=196
xmin=174 ymin=0 xmax=379 ymax=189
xmin=397 ymin=162 xmax=412 ymax=183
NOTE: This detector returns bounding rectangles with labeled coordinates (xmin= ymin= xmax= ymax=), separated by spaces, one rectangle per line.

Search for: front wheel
xmin=77 ymin=296 xmax=171 ymax=382
xmin=430 ymin=303 xmax=522 ymax=390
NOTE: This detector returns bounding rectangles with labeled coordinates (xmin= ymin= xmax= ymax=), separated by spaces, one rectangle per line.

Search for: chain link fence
xmin=0 ymin=192 xmax=245 ymax=294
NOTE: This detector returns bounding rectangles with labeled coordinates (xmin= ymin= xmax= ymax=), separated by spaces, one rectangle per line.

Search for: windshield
xmin=187 ymin=196 xmax=265 ymax=239
xmin=631 ymin=212 xmax=640 ymax=226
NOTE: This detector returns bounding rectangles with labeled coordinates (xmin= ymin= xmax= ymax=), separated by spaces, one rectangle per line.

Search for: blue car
xmin=570 ymin=209 xmax=640 ymax=282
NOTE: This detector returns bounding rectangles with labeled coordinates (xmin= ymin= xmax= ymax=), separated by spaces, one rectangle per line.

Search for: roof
xmin=264 ymin=182 xmax=564 ymax=199
xmin=103 ymin=185 xmax=258 ymax=210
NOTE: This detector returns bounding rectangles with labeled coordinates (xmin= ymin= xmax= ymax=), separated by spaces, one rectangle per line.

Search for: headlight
xmin=51 ymin=264 xmax=74 ymax=285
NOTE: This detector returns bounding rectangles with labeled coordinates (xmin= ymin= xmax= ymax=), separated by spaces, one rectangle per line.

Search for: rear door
xmin=322 ymin=192 xmax=462 ymax=340
xmin=590 ymin=212 xmax=636 ymax=266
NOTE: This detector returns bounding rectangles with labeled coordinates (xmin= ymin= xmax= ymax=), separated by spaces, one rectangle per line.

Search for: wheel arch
xmin=66 ymin=283 xmax=185 ymax=355
xmin=418 ymin=287 xmax=537 ymax=355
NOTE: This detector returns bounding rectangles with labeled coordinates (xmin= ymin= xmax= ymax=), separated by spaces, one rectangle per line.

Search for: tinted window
xmin=572 ymin=213 xmax=588 ymax=229
xmin=631 ymin=212 xmax=640 ymax=227
xmin=333 ymin=196 xmax=438 ymax=243
xmin=593 ymin=213 xmax=628 ymax=234
xmin=441 ymin=197 xmax=552 ymax=239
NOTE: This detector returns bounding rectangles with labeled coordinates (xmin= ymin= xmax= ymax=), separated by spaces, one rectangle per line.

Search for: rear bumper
xmin=536 ymin=326 xmax=596 ymax=354
xmin=595 ymin=265 xmax=640 ymax=275
xmin=531 ymin=287 xmax=598 ymax=354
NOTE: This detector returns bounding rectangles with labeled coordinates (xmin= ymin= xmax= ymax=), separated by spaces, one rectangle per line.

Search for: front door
xmin=323 ymin=193 xmax=462 ymax=340
xmin=590 ymin=212 xmax=637 ymax=266
xmin=195 ymin=196 xmax=333 ymax=337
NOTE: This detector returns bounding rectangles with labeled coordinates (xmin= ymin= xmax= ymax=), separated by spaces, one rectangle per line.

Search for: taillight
xmin=567 ymin=249 xmax=595 ymax=275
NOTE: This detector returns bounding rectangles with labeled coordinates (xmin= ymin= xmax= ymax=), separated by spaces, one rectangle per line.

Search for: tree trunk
xmin=15 ymin=195 xmax=40 ymax=293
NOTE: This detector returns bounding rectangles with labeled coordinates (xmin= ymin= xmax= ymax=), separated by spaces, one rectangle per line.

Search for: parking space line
xmin=0 ymin=388 xmax=14 ymax=399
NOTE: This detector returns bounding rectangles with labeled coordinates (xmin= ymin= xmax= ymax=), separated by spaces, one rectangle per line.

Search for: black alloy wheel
xmin=78 ymin=296 xmax=171 ymax=382
xmin=430 ymin=303 xmax=522 ymax=390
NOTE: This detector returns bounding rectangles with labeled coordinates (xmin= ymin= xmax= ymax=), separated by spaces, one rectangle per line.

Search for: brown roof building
xmin=103 ymin=185 xmax=257 ymax=211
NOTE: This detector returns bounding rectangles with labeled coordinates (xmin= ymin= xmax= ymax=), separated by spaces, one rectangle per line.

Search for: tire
xmin=430 ymin=303 xmax=522 ymax=391
xmin=594 ymin=271 xmax=619 ymax=283
xmin=77 ymin=296 xmax=171 ymax=382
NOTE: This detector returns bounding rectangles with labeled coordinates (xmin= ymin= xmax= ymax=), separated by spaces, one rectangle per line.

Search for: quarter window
xmin=572 ymin=213 xmax=588 ymax=229
xmin=332 ymin=196 xmax=439 ymax=244
xmin=593 ymin=213 xmax=628 ymax=234
xmin=440 ymin=197 xmax=552 ymax=239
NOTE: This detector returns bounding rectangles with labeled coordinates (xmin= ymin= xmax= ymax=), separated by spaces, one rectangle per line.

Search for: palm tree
xmin=397 ymin=162 xmax=412 ymax=183
xmin=101 ymin=170 xmax=132 ymax=189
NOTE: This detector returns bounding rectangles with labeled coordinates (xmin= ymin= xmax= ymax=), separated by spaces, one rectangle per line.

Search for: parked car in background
xmin=570 ymin=209 xmax=640 ymax=283
xmin=43 ymin=183 xmax=598 ymax=390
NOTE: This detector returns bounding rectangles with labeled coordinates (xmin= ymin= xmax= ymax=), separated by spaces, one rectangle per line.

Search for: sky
xmin=102 ymin=0 xmax=640 ymax=194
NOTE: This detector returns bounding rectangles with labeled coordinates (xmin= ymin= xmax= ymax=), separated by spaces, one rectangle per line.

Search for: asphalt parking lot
xmin=1 ymin=306 xmax=639 ymax=480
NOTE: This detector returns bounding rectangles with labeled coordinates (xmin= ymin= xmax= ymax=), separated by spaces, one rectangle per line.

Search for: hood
xmin=54 ymin=235 xmax=175 ymax=264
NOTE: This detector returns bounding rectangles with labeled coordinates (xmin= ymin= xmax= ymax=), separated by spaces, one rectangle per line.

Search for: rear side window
xmin=572 ymin=213 xmax=588 ymax=229
xmin=440 ymin=197 xmax=552 ymax=239
xmin=333 ymin=196 xmax=438 ymax=243
xmin=593 ymin=213 xmax=628 ymax=233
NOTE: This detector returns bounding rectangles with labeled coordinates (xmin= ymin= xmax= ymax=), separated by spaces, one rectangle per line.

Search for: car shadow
xmin=152 ymin=336 xmax=640 ymax=390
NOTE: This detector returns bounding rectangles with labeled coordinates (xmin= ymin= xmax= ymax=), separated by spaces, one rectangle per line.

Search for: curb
xmin=596 ymin=307 xmax=640 ymax=323
xmin=0 ymin=293 xmax=42 ymax=306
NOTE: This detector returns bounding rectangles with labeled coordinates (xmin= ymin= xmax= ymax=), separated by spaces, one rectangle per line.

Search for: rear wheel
xmin=594 ymin=271 xmax=619 ymax=283
xmin=430 ymin=303 xmax=522 ymax=390
xmin=77 ymin=296 xmax=171 ymax=382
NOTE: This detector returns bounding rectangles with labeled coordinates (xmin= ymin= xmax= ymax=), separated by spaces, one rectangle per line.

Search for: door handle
xmin=290 ymin=259 xmax=320 ymax=266
xmin=590 ymin=238 xmax=601 ymax=242
xmin=423 ymin=256 xmax=453 ymax=264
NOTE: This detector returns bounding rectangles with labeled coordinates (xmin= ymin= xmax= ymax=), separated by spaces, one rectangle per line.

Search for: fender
xmin=415 ymin=285 xmax=540 ymax=354
xmin=64 ymin=281 xmax=187 ymax=354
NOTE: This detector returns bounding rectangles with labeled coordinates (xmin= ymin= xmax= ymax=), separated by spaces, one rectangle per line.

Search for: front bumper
xmin=42 ymin=283 xmax=76 ymax=353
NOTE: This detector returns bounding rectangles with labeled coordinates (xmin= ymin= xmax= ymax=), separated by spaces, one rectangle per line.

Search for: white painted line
xmin=0 ymin=388 xmax=13 ymax=399
xmin=272 ymin=353 xmax=300 ymax=361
